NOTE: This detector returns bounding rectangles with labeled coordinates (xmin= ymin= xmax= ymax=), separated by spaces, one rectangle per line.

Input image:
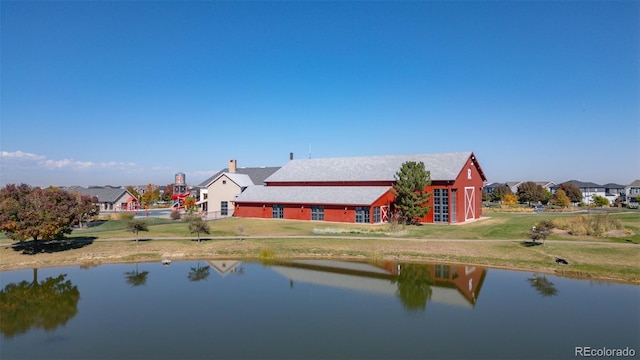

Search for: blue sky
xmin=1 ymin=1 xmax=638 ymax=187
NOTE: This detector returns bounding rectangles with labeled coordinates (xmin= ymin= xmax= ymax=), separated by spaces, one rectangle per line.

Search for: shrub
xmin=170 ymin=210 xmax=181 ymax=220
xmin=117 ymin=212 xmax=135 ymax=220
xmin=553 ymin=214 xmax=622 ymax=237
xmin=182 ymin=215 xmax=201 ymax=222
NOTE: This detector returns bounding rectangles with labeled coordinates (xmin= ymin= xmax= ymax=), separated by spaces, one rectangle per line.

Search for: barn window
xmin=373 ymin=207 xmax=381 ymax=223
xmin=433 ymin=189 xmax=449 ymax=223
xmin=221 ymin=201 xmax=228 ymax=216
xmin=355 ymin=207 xmax=370 ymax=223
xmin=272 ymin=204 xmax=284 ymax=219
xmin=435 ymin=265 xmax=450 ymax=279
xmin=311 ymin=206 xmax=324 ymax=221
xmin=451 ymin=190 xmax=457 ymax=223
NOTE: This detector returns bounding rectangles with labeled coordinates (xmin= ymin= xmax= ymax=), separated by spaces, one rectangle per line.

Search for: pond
xmin=1 ymin=260 xmax=638 ymax=359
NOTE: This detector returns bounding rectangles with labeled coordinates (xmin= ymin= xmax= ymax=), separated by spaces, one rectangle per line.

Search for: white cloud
xmin=0 ymin=150 xmax=45 ymax=161
xmin=1 ymin=150 xmax=136 ymax=170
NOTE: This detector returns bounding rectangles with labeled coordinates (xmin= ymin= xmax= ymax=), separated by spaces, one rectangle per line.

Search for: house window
xmin=433 ymin=189 xmax=449 ymax=223
xmin=355 ymin=207 xmax=370 ymax=223
xmin=222 ymin=180 xmax=227 ymax=185
xmin=272 ymin=204 xmax=284 ymax=219
xmin=221 ymin=201 xmax=228 ymax=216
xmin=311 ymin=206 xmax=324 ymax=221
xmin=373 ymin=207 xmax=381 ymax=223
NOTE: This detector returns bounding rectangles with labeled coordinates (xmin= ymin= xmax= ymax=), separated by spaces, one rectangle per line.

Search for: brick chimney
xmin=229 ymin=159 xmax=237 ymax=173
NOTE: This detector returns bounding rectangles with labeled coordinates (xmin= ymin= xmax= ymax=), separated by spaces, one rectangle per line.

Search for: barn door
xmin=464 ymin=187 xmax=475 ymax=221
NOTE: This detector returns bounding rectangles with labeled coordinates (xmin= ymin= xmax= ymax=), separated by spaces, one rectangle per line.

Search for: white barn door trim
xmin=464 ymin=187 xmax=475 ymax=221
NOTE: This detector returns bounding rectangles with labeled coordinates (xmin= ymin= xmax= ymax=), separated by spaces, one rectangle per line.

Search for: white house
xmin=197 ymin=159 xmax=280 ymax=219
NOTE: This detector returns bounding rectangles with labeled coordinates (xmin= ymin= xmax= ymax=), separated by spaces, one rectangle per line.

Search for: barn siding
xmin=234 ymin=153 xmax=486 ymax=224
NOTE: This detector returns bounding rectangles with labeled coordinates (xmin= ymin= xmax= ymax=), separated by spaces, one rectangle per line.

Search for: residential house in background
xmin=625 ymin=180 xmax=640 ymax=208
xmin=67 ymin=186 xmax=138 ymax=211
xmin=505 ymin=181 xmax=556 ymax=194
xmin=506 ymin=181 xmax=522 ymax=194
xmin=483 ymin=182 xmax=506 ymax=197
xmin=554 ymin=180 xmax=607 ymax=205
xmin=197 ymin=159 xmax=280 ymax=218
xmin=603 ymin=183 xmax=626 ymax=203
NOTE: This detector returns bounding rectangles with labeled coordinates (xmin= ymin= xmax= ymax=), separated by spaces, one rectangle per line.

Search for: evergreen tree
xmin=392 ymin=161 xmax=431 ymax=224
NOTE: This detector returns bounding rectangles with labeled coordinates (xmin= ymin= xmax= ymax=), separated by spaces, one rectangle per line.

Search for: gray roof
xmin=235 ymin=185 xmax=391 ymax=206
xmin=628 ymin=180 xmax=640 ymax=188
xmin=211 ymin=173 xmax=254 ymax=188
xmin=199 ymin=167 xmax=280 ymax=187
xmin=265 ymin=151 xmax=477 ymax=183
xmin=603 ymin=183 xmax=625 ymax=188
xmin=67 ymin=186 xmax=132 ymax=203
xmin=559 ymin=180 xmax=604 ymax=189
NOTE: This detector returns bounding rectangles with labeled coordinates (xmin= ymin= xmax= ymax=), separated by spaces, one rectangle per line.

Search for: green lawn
xmin=65 ymin=209 xmax=640 ymax=242
xmin=1 ymin=209 xmax=638 ymax=243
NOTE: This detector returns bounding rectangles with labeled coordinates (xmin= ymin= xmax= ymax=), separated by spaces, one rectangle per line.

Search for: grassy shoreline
xmin=1 ymin=213 xmax=639 ymax=283
xmin=1 ymin=236 xmax=638 ymax=283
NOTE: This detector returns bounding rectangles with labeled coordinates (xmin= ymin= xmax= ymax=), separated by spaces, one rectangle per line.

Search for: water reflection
xmin=393 ymin=263 xmax=435 ymax=311
xmin=0 ymin=269 xmax=80 ymax=338
xmin=124 ymin=263 xmax=149 ymax=287
xmin=269 ymin=260 xmax=487 ymax=310
xmin=528 ymin=273 xmax=559 ymax=297
xmin=207 ymin=260 xmax=244 ymax=276
xmin=1 ymin=261 xmax=637 ymax=360
xmin=187 ymin=262 xmax=211 ymax=282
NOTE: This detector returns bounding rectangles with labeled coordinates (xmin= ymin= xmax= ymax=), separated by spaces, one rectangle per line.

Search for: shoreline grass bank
xmin=1 ymin=236 xmax=638 ymax=283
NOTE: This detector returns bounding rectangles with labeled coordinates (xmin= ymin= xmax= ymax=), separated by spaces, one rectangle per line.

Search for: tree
xmin=69 ymin=192 xmax=100 ymax=228
xmin=184 ymin=196 xmax=197 ymax=214
xmin=127 ymin=220 xmax=148 ymax=243
xmin=481 ymin=188 xmax=490 ymax=202
xmin=517 ymin=182 xmax=546 ymax=205
xmin=161 ymin=184 xmax=174 ymax=203
xmin=141 ymin=184 xmax=160 ymax=207
xmin=592 ymin=195 xmax=609 ymax=207
xmin=559 ymin=183 xmax=582 ymax=204
xmin=551 ymin=189 xmax=570 ymax=208
xmin=188 ymin=218 xmax=210 ymax=243
xmin=502 ymin=194 xmax=519 ymax=208
xmin=391 ymin=161 xmax=431 ymax=224
xmin=0 ymin=184 xmax=90 ymax=245
xmin=490 ymin=184 xmax=512 ymax=202
xmin=529 ymin=220 xmax=555 ymax=245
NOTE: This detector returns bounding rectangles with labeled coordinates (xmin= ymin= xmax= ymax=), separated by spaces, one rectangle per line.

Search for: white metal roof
xmin=265 ymin=151 xmax=473 ymax=183
xmin=235 ymin=185 xmax=390 ymax=205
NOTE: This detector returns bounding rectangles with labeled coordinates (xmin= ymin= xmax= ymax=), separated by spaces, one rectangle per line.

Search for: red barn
xmin=234 ymin=151 xmax=486 ymax=224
